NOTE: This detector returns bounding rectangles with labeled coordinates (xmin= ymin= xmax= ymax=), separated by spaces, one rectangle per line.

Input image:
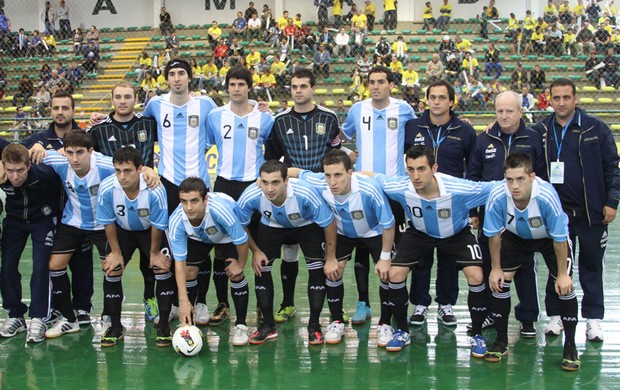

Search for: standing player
xmin=167 ymin=178 xmax=252 ymax=346
xmin=88 ymin=81 xmax=161 ymax=322
xmin=373 ymin=145 xmax=493 ymax=355
xmin=483 ymin=153 xmax=579 ymax=371
xmin=264 ymin=68 xmax=341 ymax=324
xmin=237 ymin=160 xmax=337 ymax=345
xmin=96 ymin=147 xmax=174 ymax=347
xmin=205 ymin=65 xmax=274 ymax=326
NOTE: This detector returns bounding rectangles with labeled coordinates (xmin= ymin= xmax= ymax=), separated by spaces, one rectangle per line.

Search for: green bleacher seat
xmin=152 ymin=43 xmax=164 ymax=49
xmin=194 ymin=42 xmax=205 ymax=48
xmin=469 ymin=18 xmax=479 ymax=23
xmin=526 ymin=55 xmax=538 ymax=60
xmin=341 ymin=77 xmax=351 ymax=84
xmin=199 ymin=60 xmax=207 ymax=66
xmin=181 ymin=43 xmax=191 ymax=49
xmin=572 ymin=64 xmax=585 ymax=71
xmin=462 ymin=29 xmax=473 ymax=34
xmin=59 ymin=47 xmax=69 ymax=53
xmin=101 ymin=37 xmax=112 ymax=43
xmin=401 ymin=30 xmax=411 ymax=34
xmin=410 ymin=38 xmax=420 ymax=43
xmin=473 ymin=37 xmax=484 ymax=43
xmin=561 ymin=55 xmax=572 ymax=60
xmin=499 ymin=45 xmax=509 ymax=51
xmin=192 ymin=35 xmax=202 ymax=40
xmin=115 ymin=37 xmax=125 ymax=42
xmin=481 ymin=76 xmax=492 ymax=82
xmin=141 ymin=26 xmax=152 ymax=30
xmin=344 ymin=57 xmax=356 ymax=63
xmin=59 ymin=39 xmax=70 ymax=45
xmin=540 ymin=64 xmax=551 ymax=70
xmin=499 ymin=76 xmax=511 ymax=82
xmin=151 ymin=35 xmax=162 ymax=41
xmin=577 ymin=54 xmax=588 ymax=60
xmin=454 ymin=18 xmax=465 ymax=23
xmin=334 ymin=67 xmax=345 ymax=73
xmin=324 ymin=78 xmax=336 ymax=84
xmin=113 ymin=27 xmax=124 ymax=32
xmin=178 ymin=35 xmax=187 ymax=40
xmin=504 ymin=65 xmax=516 ymax=71
xmin=307 ymin=21 xmax=316 ymax=26
xmin=425 ymin=37 xmax=436 ymax=43
xmin=489 ymin=37 xmax=500 ymax=42
xmin=417 ymin=29 xmax=427 ymax=34
xmin=127 ymin=27 xmax=138 ymax=31
xmin=410 ymin=56 xmax=422 ymax=61
xmin=364 ymin=38 xmax=374 ymax=44
xmin=432 ymin=29 xmax=442 ymax=34
xmin=419 ymin=66 xmax=426 ymax=72
xmin=551 ymin=75 xmax=563 ymax=80
xmin=447 ymin=29 xmax=457 ymax=35
xmin=510 ymin=55 xmax=521 ymax=60
xmin=387 ymin=30 xmax=397 ymax=35
xmin=58 ymin=56 xmax=70 ymax=62
xmin=555 ymin=64 xmax=568 ymax=70
xmin=196 ymin=51 xmax=207 ymax=56
xmin=371 ymin=30 xmax=381 ymax=35
xmin=418 ymin=46 xmax=429 ymax=52
xmin=100 ymin=27 xmax=111 ymax=32
xmin=86 ymin=73 xmax=98 ymax=78
xmin=101 ymin=54 xmax=113 ymax=60
xmin=189 ymin=24 xmax=200 ymax=29
xmin=175 ymin=24 xmax=186 ymax=30
xmin=101 ymin=45 xmax=112 ymax=52
xmin=523 ymin=65 xmax=533 ymax=71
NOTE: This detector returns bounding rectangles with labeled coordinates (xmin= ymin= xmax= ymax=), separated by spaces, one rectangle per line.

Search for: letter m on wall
xmin=205 ymin=0 xmax=236 ymax=10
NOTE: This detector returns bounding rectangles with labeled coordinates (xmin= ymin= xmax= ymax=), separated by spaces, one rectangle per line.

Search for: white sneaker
xmin=544 ymin=315 xmax=564 ymax=336
xmin=100 ymin=315 xmax=112 ymax=335
xmin=27 ymin=318 xmax=46 ymax=343
xmin=45 ymin=317 xmax=80 ymax=339
xmin=194 ymin=303 xmax=209 ymax=325
xmin=377 ymin=324 xmax=394 ymax=347
xmin=586 ymin=319 xmax=604 ymax=342
xmin=325 ymin=321 xmax=346 ymax=344
xmin=232 ymin=324 xmax=249 ymax=346
xmin=0 ymin=318 xmax=27 ymax=338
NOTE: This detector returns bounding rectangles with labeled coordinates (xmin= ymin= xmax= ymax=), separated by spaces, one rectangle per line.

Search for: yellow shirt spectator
xmin=208 ymin=26 xmax=222 ymax=39
xmin=423 ymin=6 xmax=433 ymax=19
xmin=358 ymin=84 xmax=370 ymax=100
xmin=293 ymin=18 xmax=302 ymax=29
xmin=252 ymin=73 xmax=261 ymax=88
xmin=366 ymin=3 xmax=376 ymax=16
xmin=202 ymin=63 xmax=218 ymax=77
xmin=44 ymin=34 xmax=56 ymax=47
xmin=530 ymin=31 xmax=544 ymax=43
xmin=440 ymin=3 xmax=453 ymax=17
xmin=278 ymin=16 xmax=288 ymax=30
xmin=564 ymin=32 xmax=577 ymax=44
xmin=384 ymin=0 xmax=396 ymax=12
xmin=402 ymin=69 xmax=419 ymax=86
xmin=219 ymin=65 xmax=230 ymax=78
xmin=246 ymin=51 xmax=261 ymax=67
xmin=544 ymin=4 xmax=558 ymax=16
xmin=260 ymin=73 xmax=276 ymax=86
xmin=142 ymin=77 xmax=157 ymax=90
xmin=508 ymin=17 xmax=519 ymax=31
xmin=462 ymin=57 xmax=479 ymax=70
xmin=334 ymin=0 xmax=342 ymax=16
xmin=391 ymin=41 xmax=408 ymax=54
xmin=574 ymin=4 xmax=585 ymax=17
xmin=156 ymin=74 xmax=168 ymax=89
xmin=524 ymin=16 xmax=536 ymax=31
xmin=352 ymin=14 xmax=368 ymax=29
xmin=389 ymin=60 xmax=403 ymax=74
xmin=456 ymin=38 xmax=472 ymax=52
xmin=271 ymin=61 xmax=286 ymax=75
xmin=535 ymin=21 xmax=548 ymax=31
xmin=559 ymin=4 xmax=571 ymax=15
xmin=191 ymin=65 xmax=201 ymax=76
xmin=139 ymin=57 xmax=152 ymax=68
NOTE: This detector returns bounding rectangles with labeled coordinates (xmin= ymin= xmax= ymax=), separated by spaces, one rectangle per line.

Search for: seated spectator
xmin=357 ymin=53 xmax=373 ymax=77
xmin=283 ymin=18 xmax=297 ymax=49
xmin=436 ymin=0 xmax=453 ymax=31
xmin=245 ymin=2 xmax=258 ymax=21
xmin=67 ymin=61 xmax=84 ymax=92
xmin=585 ymin=49 xmax=603 ymax=88
xmin=140 ymin=72 xmax=157 ymax=102
xmin=159 ymin=7 xmax=174 ymax=36
xmin=166 ymin=31 xmax=180 ymax=58
xmin=506 ymin=13 xmax=519 ymax=39
xmin=577 ymin=20 xmax=595 ymax=55
xmin=351 ymin=8 xmax=368 ymax=34
xmin=189 ymin=58 xmax=205 ymax=89
xmin=259 ymin=68 xmax=276 ymax=100
xmin=136 ymin=51 xmax=152 ymax=82
xmin=537 ymin=87 xmax=553 ymax=111
xmin=43 ymin=31 xmax=56 ymax=52
xmin=45 ymin=69 xmax=68 ymax=95
xmin=313 ymin=43 xmax=331 ymax=78
xmin=511 ymin=28 xmax=526 ymax=56
xmin=463 ymin=76 xmax=486 ymax=110
xmin=155 ymin=73 xmax=169 ymax=94
xmin=293 ymin=13 xmax=303 ymax=29
xmin=72 ymin=27 xmax=83 ymax=54
xmin=389 ymin=55 xmax=404 ymax=84
xmin=84 ymin=25 xmax=99 ymax=47
xmin=462 ymin=51 xmax=480 ymax=80
xmin=528 ymin=26 xmax=545 ymax=56
xmin=82 ymin=40 xmax=100 ymax=74
xmin=374 ymin=36 xmax=391 ymax=65
xmin=257 ymin=55 xmax=270 ymax=75
xmin=248 ymin=13 xmax=262 ymax=41
xmin=277 ymin=11 xmax=290 ymax=30
xmin=201 ymin=58 xmax=219 ymax=87
xmin=317 ymin=27 xmax=335 ymax=53
xmin=357 ymin=77 xmax=370 ymax=100
xmin=213 ymin=39 xmax=228 ymax=68
xmin=265 ymin=13 xmax=280 ymax=46
xmin=14 ymin=28 xmax=29 ymax=57
xmin=13 ymin=105 xmax=31 ymax=130
xmin=426 ymin=53 xmax=444 ymax=83
xmin=546 ymin=23 xmax=563 ymax=55
xmin=28 ymin=30 xmax=47 ymax=58
xmin=39 ymin=64 xmax=52 ymax=83
xmin=232 ymin=11 xmax=248 ymax=40
xmin=218 ymin=59 xmax=232 ymax=88
xmin=250 ymin=67 xmax=262 ymax=98
xmin=401 ymin=62 xmax=421 ymax=97
xmin=485 ymin=43 xmax=502 ymax=78
xmin=529 ymin=63 xmax=546 ymax=92
xmin=227 ymin=37 xmax=245 ymax=60
xmin=558 ymin=0 xmax=573 ymax=25
xmin=13 ymin=75 xmax=34 ymax=107
xmin=423 ymin=2 xmax=435 ymax=31
xmin=207 ymin=21 xmax=222 ymax=50
xmin=595 ymin=23 xmax=611 ymax=53
xmin=34 ymin=84 xmax=51 ymax=116
xmin=438 ymin=35 xmax=456 ymax=64
xmin=518 ymin=86 xmax=535 ymax=123
xmin=454 ymin=34 xmax=472 ymax=61
xmin=270 ymin=56 xmax=287 ymax=93
xmin=510 ymin=62 xmax=528 ymax=91
xmin=246 ymin=46 xmax=261 ymax=69
xmin=612 ymin=29 xmax=620 ymax=55
xmin=543 ymin=0 xmax=558 ymax=23
xmin=392 ymin=35 xmax=408 ymax=63
xmin=603 ymin=47 xmax=620 ymax=88
xmin=0 ymin=67 xmax=6 ymax=98
xmin=347 ymin=68 xmax=362 ymax=100
xmin=300 ymin=29 xmax=317 ymax=58
xmin=152 ymin=49 xmax=169 ymax=77
xmin=485 ymin=77 xmax=502 ymax=103
xmin=334 ymin=27 xmax=351 ymax=58
xmin=350 ymin=26 xmax=366 ymax=56
xmin=29 ymin=108 xmax=48 ymax=129
xmin=564 ymin=27 xmax=579 ymax=57
xmin=444 ymin=54 xmax=461 ymax=83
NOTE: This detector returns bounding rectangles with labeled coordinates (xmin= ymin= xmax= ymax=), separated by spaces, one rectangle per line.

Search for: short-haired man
xmin=96 ymin=147 xmax=171 ymax=347
xmin=483 ymin=152 xmax=579 ymax=371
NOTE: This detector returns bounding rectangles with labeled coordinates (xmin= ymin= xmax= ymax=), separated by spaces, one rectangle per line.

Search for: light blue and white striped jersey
xmin=342 ymin=97 xmax=416 ymax=176
xmin=43 ymin=150 xmax=115 ymax=231
xmin=143 ymin=93 xmax=217 ymax=186
xmin=96 ymin=174 xmax=169 ymax=231
xmin=299 ymin=171 xmax=394 ymax=238
xmin=167 ymin=192 xmax=248 ymax=261
xmin=237 ymin=178 xmax=334 ymax=229
xmin=483 ymin=177 xmax=569 ymax=242
xmin=376 ymin=173 xmax=495 ymax=239
xmin=207 ymin=102 xmax=274 ymax=181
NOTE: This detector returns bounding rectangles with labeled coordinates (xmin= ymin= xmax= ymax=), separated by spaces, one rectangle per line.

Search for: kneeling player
xmin=168 ymin=178 xmax=252 ymax=346
xmin=483 ymin=152 xmax=579 ymax=371
xmin=96 ymin=147 xmax=174 ymax=347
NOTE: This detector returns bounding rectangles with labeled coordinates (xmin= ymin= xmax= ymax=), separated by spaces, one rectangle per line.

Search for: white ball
xmin=172 ymin=325 xmax=204 ymax=357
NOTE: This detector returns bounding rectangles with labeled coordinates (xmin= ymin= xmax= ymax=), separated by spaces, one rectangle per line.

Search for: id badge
xmin=550 ymin=161 xmax=564 ymax=184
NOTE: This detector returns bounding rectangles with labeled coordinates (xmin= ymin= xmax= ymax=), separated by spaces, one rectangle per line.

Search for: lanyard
xmin=426 ymin=126 xmax=448 ymax=149
xmin=552 ymin=114 xmax=574 ymax=161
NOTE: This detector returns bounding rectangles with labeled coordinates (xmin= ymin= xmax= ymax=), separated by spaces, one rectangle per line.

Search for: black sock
xmin=213 ymin=258 xmax=230 ymax=307
xmin=280 ymin=260 xmax=298 ymax=308
xmin=379 ymin=281 xmax=392 ymax=325
xmin=50 ymin=269 xmax=76 ymax=322
xmin=560 ymin=290 xmax=578 ymax=348
xmin=491 ymin=281 xmax=512 ymax=343
xmin=326 ymin=277 xmax=344 ymax=322
xmin=354 ymin=248 xmax=370 ymax=306
xmin=196 ymin=257 xmax=211 ymax=305
xmin=307 ymin=262 xmax=326 ymax=325
xmin=103 ymin=274 xmax=123 ymax=328
xmin=139 ymin=250 xmax=155 ymax=301
xmin=468 ymin=283 xmax=487 ymax=336
xmin=255 ymin=265 xmax=275 ymax=326
xmin=231 ymin=277 xmax=249 ymax=326
xmin=389 ymin=280 xmax=409 ymax=332
xmin=155 ymin=272 xmax=175 ymax=329
xmin=186 ymin=278 xmax=198 ymax=307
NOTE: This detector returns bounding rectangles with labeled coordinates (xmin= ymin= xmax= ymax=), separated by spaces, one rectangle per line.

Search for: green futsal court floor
xmin=0 ymin=222 xmax=619 ymax=390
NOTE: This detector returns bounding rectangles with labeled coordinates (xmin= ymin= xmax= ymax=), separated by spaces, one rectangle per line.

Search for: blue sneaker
xmin=471 ymin=334 xmax=487 ymax=358
xmin=351 ymin=302 xmax=372 ymax=325
xmin=144 ymin=298 xmax=159 ymax=322
xmin=386 ymin=329 xmax=411 ymax=352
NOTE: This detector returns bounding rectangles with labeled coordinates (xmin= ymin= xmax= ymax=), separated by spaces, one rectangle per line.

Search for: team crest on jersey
xmin=437 ymin=208 xmax=451 ymax=219
xmin=387 ymin=117 xmax=398 ymax=130
xmin=288 ymin=212 xmax=301 ymax=221
xmin=414 ymin=133 xmax=425 ymax=144
xmin=138 ymin=208 xmax=150 ymax=217
xmin=137 ymin=130 xmax=147 ymax=142
xmin=88 ymin=185 xmax=99 ymax=197
xmin=206 ymin=226 xmax=219 ymax=235
xmin=351 ymin=210 xmax=365 ymax=220
xmin=316 ymin=123 xmax=326 ymax=135
xmin=248 ymin=127 xmax=259 ymax=140
xmin=41 ymin=205 xmax=52 ymax=216
xmin=528 ymin=217 xmax=543 ymax=229
xmin=188 ymin=115 xmax=199 ymax=128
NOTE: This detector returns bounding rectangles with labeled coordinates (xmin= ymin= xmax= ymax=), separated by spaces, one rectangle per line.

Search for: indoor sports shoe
xmin=45 ymin=309 xmax=63 ymax=326
xmin=100 ymin=316 xmax=112 ymax=335
xmin=156 ymin=326 xmax=172 ymax=347
xmin=561 ymin=345 xmax=581 ymax=371
xmin=377 ymin=324 xmax=394 ymax=347
xmin=438 ymin=304 xmax=457 ymax=326
xmin=325 ymin=321 xmax=345 ymax=344
xmin=470 ymin=334 xmax=487 ymax=358
xmin=26 ymin=318 xmax=46 ymax=343
xmin=144 ymin=298 xmax=159 ymax=322
xmin=385 ymin=330 xmax=411 ymax=352
xmin=194 ymin=303 xmax=210 ymax=326
xmin=544 ymin=316 xmax=564 ymax=336
xmin=274 ymin=306 xmax=296 ymax=323
xmin=351 ymin=302 xmax=372 ymax=325
xmin=409 ymin=305 xmax=428 ymax=326
xmin=520 ymin=321 xmax=537 ymax=338
xmin=249 ymin=324 xmax=278 ymax=345
xmin=484 ymin=341 xmax=508 ymax=362
xmin=76 ymin=310 xmax=91 ymax=325
xmin=208 ymin=303 xmax=229 ymax=326
xmin=341 ymin=309 xmax=350 ymax=324
xmin=232 ymin=324 xmax=249 ymax=346
xmin=467 ymin=316 xmax=494 ymax=332
xmin=0 ymin=317 xmax=26 ymax=338
xmin=586 ymin=319 xmax=604 ymax=342
xmin=100 ymin=325 xmax=124 ymax=347
xmin=45 ymin=317 xmax=80 ymax=339
xmin=308 ymin=323 xmax=324 ymax=345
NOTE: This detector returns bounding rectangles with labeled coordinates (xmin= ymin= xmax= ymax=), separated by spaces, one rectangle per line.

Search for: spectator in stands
xmin=510 ymin=62 xmax=528 ymax=91
xmin=41 ymin=1 xmax=57 ymax=37
xmin=523 ymin=10 xmax=535 ymax=40
xmin=39 ymin=64 xmax=52 ymax=83
xmin=189 ymin=58 xmax=204 ymax=89
xmin=529 ymin=26 xmax=545 ymax=56
xmin=605 ymin=1 xmax=617 ymax=25
xmin=485 ymin=43 xmax=502 ymax=78
xmin=283 ymin=18 xmax=297 ymax=49
xmin=261 ymin=4 xmax=273 ymax=25
xmin=265 ymin=17 xmax=281 ymax=46
xmin=510 ymin=28 xmax=526 ymax=56
xmin=344 ymin=3 xmax=358 ymax=25
xmin=365 ymin=0 xmax=376 ymax=30
xmin=603 ymin=47 xmax=620 ymax=88
xmin=82 ymin=40 xmax=99 ymax=74
xmin=166 ymin=31 xmax=180 ymax=58
xmin=485 ymin=76 xmax=502 ymax=103
xmin=350 ymin=26 xmax=366 ymax=56
xmin=13 ymin=105 xmax=31 ymax=130
xmin=246 ymin=46 xmax=261 ymax=69
xmin=67 ymin=61 xmax=84 ymax=92
xmin=401 ymin=61 xmax=421 ymax=96
xmin=462 ymin=50 xmax=480 ymax=81
xmin=72 ymin=27 xmax=83 ymax=54
xmin=347 ymin=67 xmax=362 ymax=100
xmin=316 ymin=0 xmax=330 ymax=31
xmin=391 ymin=35 xmax=408 ymax=64
xmin=245 ymin=2 xmax=258 ymax=21
xmin=587 ymin=0 xmax=601 ymax=23
xmin=357 ymin=76 xmax=369 ymax=100
xmin=57 ymin=0 xmax=71 ymax=40
xmin=357 ymin=53 xmax=373 ymax=76
xmin=85 ymin=25 xmax=99 ymax=47
xmin=389 ymin=54 xmax=404 ymax=84
xmin=0 ymin=9 xmax=11 ymax=53
xmin=547 ymin=23 xmax=563 ymax=55
xmin=140 ymin=72 xmax=157 ymax=102
xmin=333 ymin=0 xmax=344 ymax=29
xmin=300 ymin=28 xmax=317 ymax=58
xmin=518 ymin=86 xmax=535 ymax=123
xmin=232 ymin=11 xmax=248 ymax=40
xmin=544 ymin=0 xmax=558 ymax=23
xmin=151 ymin=49 xmax=169 ymax=77
xmin=334 ymin=99 xmax=347 ymax=124
xmin=454 ymin=34 xmax=472 ymax=61
xmin=426 ymin=53 xmax=444 ymax=83
xmin=159 ymin=7 xmax=174 ymax=36
xmin=436 ymin=0 xmax=453 ymax=31
xmin=423 ymin=2 xmax=435 ymax=31
xmin=577 ymin=20 xmax=595 ymax=54
xmin=13 ymin=74 xmax=34 ymax=107
xmin=54 ymin=61 xmax=67 ymax=78
xmin=374 ymin=36 xmax=391 ymax=65
xmin=219 ymin=58 xmax=232 ymax=87
xmin=595 ymin=22 xmax=611 ymax=53
xmin=28 ymin=30 xmax=46 ymax=58
xmin=334 ymin=27 xmax=351 ymax=58
xmin=259 ymin=67 xmax=276 ymax=100
xmin=248 ymin=13 xmax=262 ymax=41
xmin=585 ymin=49 xmax=602 ymax=88
xmin=34 ymin=84 xmax=51 ymax=116
xmin=43 ymin=31 xmax=56 ymax=52
xmin=438 ymin=35 xmax=456 ymax=65
xmin=383 ymin=0 xmax=397 ymax=31
xmin=270 ymin=56 xmax=287 ymax=93
xmin=506 ymin=13 xmax=519 ymax=39
xmin=559 ymin=0 xmax=573 ymax=25
xmin=479 ymin=6 xmax=489 ymax=39
xmin=155 ymin=72 xmax=168 ymax=94
xmin=486 ymin=0 xmax=499 ymax=18
xmin=0 ymin=67 xmax=6 ymax=98
xmin=314 ymin=43 xmax=331 ymax=78
xmin=444 ymin=54 xmax=461 ymax=83
xmin=136 ymin=51 xmax=152 ymax=82
xmin=45 ymin=69 xmax=68 ymax=95
xmin=13 ymin=28 xmax=28 ymax=57
xmin=467 ymin=76 xmax=487 ymax=110
xmin=278 ymin=11 xmax=290 ymax=30
xmin=529 ymin=63 xmax=546 ymax=92
xmin=537 ymin=87 xmax=553 ymax=111
xmin=351 ymin=8 xmax=368 ymax=34
xmin=318 ymin=26 xmax=335 ymax=53
xmin=213 ymin=38 xmax=228 ymax=68
xmin=257 ymin=55 xmax=270 ymax=74
xmin=29 ymin=108 xmax=48 ymax=129
xmin=228 ymin=37 xmax=245 ymax=60
xmin=207 ymin=21 xmax=222 ymax=50
xmin=564 ymin=27 xmax=579 ymax=57
xmin=204 ymin=58 xmax=220 ymax=89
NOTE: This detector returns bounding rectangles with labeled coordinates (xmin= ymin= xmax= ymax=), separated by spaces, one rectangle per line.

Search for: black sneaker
xmin=249 ymin=324 xmax=278 ymax=345
xmin=409 ymin=305 xmax=428 ymax=326
xmin=484 ymin=340 xmax=508 ymax=362
xmin=45 ymin=309 xmax=63 ymax=326
xmin=308 ymin=323 xmax=324 ymax=345
xmin=209 ymin=302 xmax=230 ymax=326
xmin=520 ymin=321 xmax=537 ymax=338
xmin=100 ymin=325 xmax=124 ymax=347
xmin=76 ymin=310 xmax=91 ymax=325
xmin=561 ymin=345 xmax=580 ymax=371
xmin=156 ymin=326 xmax=172 ymax=347
xmin=438 ymin=304 xmax=457 ymax=326
xmin=467 ymin=316 xmax=495 ymax=332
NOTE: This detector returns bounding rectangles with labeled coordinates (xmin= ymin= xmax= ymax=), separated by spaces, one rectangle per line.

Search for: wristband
xmin=379 ymin=251 xmax=391 ymax=260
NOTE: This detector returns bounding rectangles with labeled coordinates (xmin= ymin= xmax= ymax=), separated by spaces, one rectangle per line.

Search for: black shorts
xmin=388 ymin=198 xmax=407 ymax=242
xmin=213 ymin=176 xmax=255 ymax=201
xmin=500 ymin=231 xmax=574 ymax=278
xmin=52 ymin=223 xmax=108 ymax=259
xmin=392 ymin=225 xmax=483 ymax=269
xmin=335 ymin=234 xmax=383 ymax=262
xmin=185 ymin=239 xmax=237 ymax=267
xmin=257 ymin=223 xmax=325 ymax=264
xmin=109 ymin=225 xmax=171 ymax=266
xmin=161 ymin=176 xmax=181 ymax=216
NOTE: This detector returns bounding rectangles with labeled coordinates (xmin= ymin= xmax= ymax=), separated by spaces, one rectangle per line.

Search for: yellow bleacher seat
xmin=332 ymin=88 xmax=345 ymax=94
xmin=582 ymin=86 xmax=597 ymax=92
xmin=315 ymin=89 xmax=327 ymax=95
xmin=324 ymin=100 xmax=335 ymax=107
xmin=597 ymin=97 xmax=613 ymax=103
xmin=579 ymin=97 xmax=594 ymax=103
xmin=268 ymin=101 xmax=280 ymax=108
xmin=4 ymin=106 xmax=16 ymax=113
xmin=611 ymin=124 xmax=620 ymax=131
xmin=601 ymin=86 xmax=615 ymax=92
xmin=344 ymin=100 xmax=352 ymax=106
